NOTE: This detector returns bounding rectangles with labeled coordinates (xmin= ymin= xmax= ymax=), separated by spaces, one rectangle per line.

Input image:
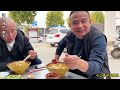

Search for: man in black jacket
xmin=53 ymin=11 xmax=111 ymax=79
xmin=0 ymin=17 xmax=42 ymax=71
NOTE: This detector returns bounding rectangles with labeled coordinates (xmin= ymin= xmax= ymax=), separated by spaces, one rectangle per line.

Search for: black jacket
xmin=0 ymin=29 xmax=36 ymax=71
xmin=56 ymin=26 xmax=111 ymax=79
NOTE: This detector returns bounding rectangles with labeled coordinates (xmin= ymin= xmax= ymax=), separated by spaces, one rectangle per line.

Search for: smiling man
xmin=53 ymin=11 xmax=111 ymax=79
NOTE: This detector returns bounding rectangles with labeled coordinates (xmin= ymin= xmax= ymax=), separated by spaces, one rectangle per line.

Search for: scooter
xmin=111 ymin=40 xmax=120 ymax=58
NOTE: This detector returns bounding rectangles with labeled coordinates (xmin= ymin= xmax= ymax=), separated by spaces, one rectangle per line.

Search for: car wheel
xmin=50 ymin=44 xmax=55 ymax=47
xmin=38 ymin=40 xmax=42 ymax=43
xmin=111 ymin=48 xmax=120 ymax=58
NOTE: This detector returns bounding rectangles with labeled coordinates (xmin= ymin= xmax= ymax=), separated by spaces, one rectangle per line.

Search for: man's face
xmin=0 ymin=22 xmax=17 ymax=43
xmin=70 ymin=11 xmax=91 ymax=39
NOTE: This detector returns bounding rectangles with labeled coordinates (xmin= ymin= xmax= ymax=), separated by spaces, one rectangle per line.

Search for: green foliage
xmin=8 ymin=11 xmax=37 ymax=25
xmin=46 ymin=11 xmax=64 ymax=28
xmin=23 ymin=25 xmax=31 ymax=34
xmin=66 ymin=16 xmax=70 ymax=27
xmin=90 ymin=11 xmax=104 ymax=24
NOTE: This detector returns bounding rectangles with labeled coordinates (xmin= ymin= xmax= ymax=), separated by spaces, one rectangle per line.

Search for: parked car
xmin=46 ymin=26 xmax=70 ymax=46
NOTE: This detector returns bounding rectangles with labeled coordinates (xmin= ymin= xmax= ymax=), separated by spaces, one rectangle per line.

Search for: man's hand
xmin=63 ymin=53 xmax=80 ymax=70
xmin=51 ymin=55 xmax=60 ymax=63
xmin=63 ymin=53 xmax=88 ymax=72
xmin=52 ymin=59 xmax=58 ymax=63
xmin=28 ymin=50 xmax=37 ymax=60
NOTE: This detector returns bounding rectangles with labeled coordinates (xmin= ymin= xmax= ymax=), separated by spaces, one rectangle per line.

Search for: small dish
xmin=45 ymin=72 xmax=60 ymax=79
xmin=0 ymin=72 xmax=10 ymax=77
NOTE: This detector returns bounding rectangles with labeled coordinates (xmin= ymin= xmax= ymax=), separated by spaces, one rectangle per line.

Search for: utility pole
xmin=43 ymin=27 xmax=46 ymax=42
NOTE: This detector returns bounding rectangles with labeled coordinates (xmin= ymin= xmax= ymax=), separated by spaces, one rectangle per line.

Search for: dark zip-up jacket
xmin=56 ymin=26 xmax=110 ymax=79
xmin=0 ymin=29 xmax=37 ymax=71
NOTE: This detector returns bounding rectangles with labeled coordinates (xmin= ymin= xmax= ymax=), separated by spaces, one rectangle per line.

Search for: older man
xmin=0 ymin=17 xmax=42 ymax=71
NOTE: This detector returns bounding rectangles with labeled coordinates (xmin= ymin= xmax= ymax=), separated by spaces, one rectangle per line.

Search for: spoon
xmin=23 ymin=54 xmax=31 ymax=62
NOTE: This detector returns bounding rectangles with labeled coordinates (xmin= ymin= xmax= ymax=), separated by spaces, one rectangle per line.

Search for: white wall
xmin=116 ymin=11 xmax=120 ymax=18
xmin=104 ymin=11 xmax=116 ymax=42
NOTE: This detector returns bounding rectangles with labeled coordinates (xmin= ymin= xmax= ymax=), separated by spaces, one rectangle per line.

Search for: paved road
xmin=31 ymin=42 xmax=120 ymax=79
xmin=31 ymin=43 xmax=64 ymax=64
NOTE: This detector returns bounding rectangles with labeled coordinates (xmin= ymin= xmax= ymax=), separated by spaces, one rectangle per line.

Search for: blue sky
xmin=0 ymin=11 xmax=71 ymax=28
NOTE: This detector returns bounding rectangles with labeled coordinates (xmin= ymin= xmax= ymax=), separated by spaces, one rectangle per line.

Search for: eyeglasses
xmin=1 ymin=13 xmax=6 ymax=37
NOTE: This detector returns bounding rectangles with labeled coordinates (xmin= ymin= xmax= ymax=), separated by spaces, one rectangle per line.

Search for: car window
xmin=60 ymin=29 xmax=70 ymax=34
xmin=48 ymin=29 xmax=58 ymax=34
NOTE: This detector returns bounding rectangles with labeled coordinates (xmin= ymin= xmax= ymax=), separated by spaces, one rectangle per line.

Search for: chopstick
xmin=79 ymin=56 xmax=81 ymax=58
xmin=23 ymin=54 xmax=31 ymax=62
xmin=29 ymin=68 xmax=46 ymax=73
xmin=59 ymin=56 xmax=81 ymax=62
xmin=59 ymin=58 xmax=64 ymax=62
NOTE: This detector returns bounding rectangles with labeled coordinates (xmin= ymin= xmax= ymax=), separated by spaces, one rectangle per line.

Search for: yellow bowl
xmin=7 ymin=61 xmax=31 ymax=74
xmin=46 ymin=62 xmax=69 ymax=77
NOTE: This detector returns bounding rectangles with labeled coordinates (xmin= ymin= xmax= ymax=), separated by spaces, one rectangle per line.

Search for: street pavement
xmin=31 ymin=42 xmax=120 ymax=79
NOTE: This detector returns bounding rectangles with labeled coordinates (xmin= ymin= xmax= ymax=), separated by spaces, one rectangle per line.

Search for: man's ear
xmin=69 ymin=23 xmax=71 ymax=27
xmin=69 ymin=22 xmax=73 ymax=28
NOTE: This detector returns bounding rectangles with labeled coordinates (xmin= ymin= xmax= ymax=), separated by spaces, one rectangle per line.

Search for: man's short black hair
xmin=69 ymin=11 xmax=90 ymax=17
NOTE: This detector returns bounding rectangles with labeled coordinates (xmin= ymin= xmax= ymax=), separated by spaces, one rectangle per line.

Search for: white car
xmin=46 ymin=27 xmax=70 ymax=46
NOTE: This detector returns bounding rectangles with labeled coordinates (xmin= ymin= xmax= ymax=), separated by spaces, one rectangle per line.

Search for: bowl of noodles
xmin=46 ymin=62 xmax=69 ymax=78
xmin=7 ymin=61 xmax=31 ymax=74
